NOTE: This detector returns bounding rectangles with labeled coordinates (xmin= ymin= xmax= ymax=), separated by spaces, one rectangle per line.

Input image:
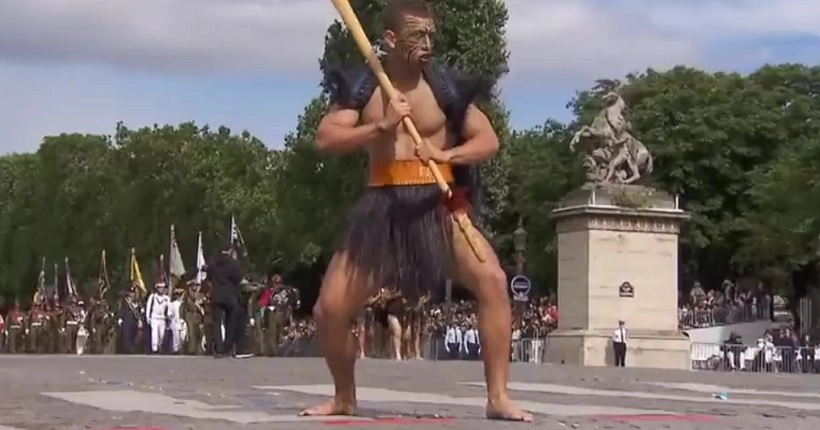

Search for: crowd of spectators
xmin=278 ymin=295 xmax=558 ymax=358
xmin=678 ymin=280 xmax=771 ymax=329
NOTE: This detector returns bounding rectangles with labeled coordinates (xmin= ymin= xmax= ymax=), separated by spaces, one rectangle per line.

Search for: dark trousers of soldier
xmin=184 ymin=318 xmax=202 ymax=355
xmin=119 ymin=324 xmax=138 ymax=354
xmin=8 ymin=328 xmax=21 ymax=353
xmin=211 ymin=299 xmax=242 ymax=356
xmin=64 ymin=325 xmax=78 ymax=353
xmin=265 ymin=311 xmax=286 ymax=356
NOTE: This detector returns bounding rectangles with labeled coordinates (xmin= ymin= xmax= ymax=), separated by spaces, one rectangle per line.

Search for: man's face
xmin=386 ymin=13 xmax=435 ymax=65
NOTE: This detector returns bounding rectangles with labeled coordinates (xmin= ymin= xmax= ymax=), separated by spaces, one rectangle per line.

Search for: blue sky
xmin=1 ymin=0 xmax=819 ymax=154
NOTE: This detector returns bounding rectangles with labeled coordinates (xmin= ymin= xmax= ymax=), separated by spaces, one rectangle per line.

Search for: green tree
xmin=0 ymin=123 xmax=280 ymax=299
xmin=492 ymin=120 xmax=582 ymax=291
xmin=0 ymin=153 xmax=42 ymax=299
xmin=568 ymin=66 xmax=795 ymax=289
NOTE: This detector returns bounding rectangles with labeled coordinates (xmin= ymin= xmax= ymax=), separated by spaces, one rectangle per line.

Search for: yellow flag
xmin=130 ymin=248 xmax=147 ymax=298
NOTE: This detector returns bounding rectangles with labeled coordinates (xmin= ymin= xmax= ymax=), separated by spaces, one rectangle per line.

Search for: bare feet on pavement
xmin=486 ymin=399 xmax=534 ymax=422
xmin=299 ymin=398 xmax=357 ymax=416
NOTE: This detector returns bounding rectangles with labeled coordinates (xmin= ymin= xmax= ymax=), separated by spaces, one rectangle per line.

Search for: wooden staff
xmin=329 ymin=0 xmax=485 ymax=262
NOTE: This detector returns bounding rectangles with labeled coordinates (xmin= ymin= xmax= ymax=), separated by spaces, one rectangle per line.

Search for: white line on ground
xmin=256 ymin=385 xmax=676 ymax=416
xmin=464 ymin=382 xmax=820 ymax=411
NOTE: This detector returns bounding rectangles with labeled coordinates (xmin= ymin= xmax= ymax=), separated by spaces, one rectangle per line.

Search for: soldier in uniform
xmin=264 ymin=275 xmax=298 ymax=356
xmin=102 ymin=302 xmax=118 ymax=354
xmin=201 ymin=282 xmax=214 ymax=355
xmin=62 ymin=297 xmax=81 ymax=353
xmin=48 ymin=300 xmax=64 ymax=353
xmin=6 ymin=302 xmax=24 ymax=353
xmin=117 ymin=288 xmax=141 ymax=353
xmin=28 ymin=302 xmax=47 ymax=353
xmin=182 ymin=283 xmax=205 ymax=355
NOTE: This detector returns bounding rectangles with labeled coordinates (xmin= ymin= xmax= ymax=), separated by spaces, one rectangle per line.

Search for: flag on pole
xmin=195 ymin=231 xmax=206 ymax=285
xmin=169 ymin=224 xmax=186 ymax=285
xmin=230 ymin=215 xmax=248 ymax=256
xmin=33 ymin=257 xmax=46 ymax=304
xmin=52 ymin=262 xmax=59 ymax=302
xmin=130 ymin=248 xmax=147 ymax=298
xmin=65 ymin=257 xmax=78 ymax=297
xmin=155 ymin=254 xmax=167 ymax=288
xmin=98 ymin=250 xmax=110 ymax=298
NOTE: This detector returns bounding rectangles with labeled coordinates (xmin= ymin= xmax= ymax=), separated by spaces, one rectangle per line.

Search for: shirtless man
xmin=301 ymin=0 xmax=531 ymax=422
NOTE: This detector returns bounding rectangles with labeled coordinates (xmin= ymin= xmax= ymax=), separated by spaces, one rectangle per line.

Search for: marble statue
xmin=569 ymin=79 xmax=653 ymax=185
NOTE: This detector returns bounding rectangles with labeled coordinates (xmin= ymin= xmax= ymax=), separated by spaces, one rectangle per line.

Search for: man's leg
xmin=300 ymin=252 xmax=373 ymax=416
xmin=211 ymin=304 xmax=226 ymax=355
xmin=387 ymin=314 xmax=402 ymax=361
xmin=451 ymin=221 xmax=533 ymax=422
xmin=223 ymin=300 xmax=241 ymax=355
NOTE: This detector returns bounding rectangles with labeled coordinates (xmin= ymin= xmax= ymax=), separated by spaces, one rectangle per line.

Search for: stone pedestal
xmin=544 ymin=185 xmax=691 ymax=369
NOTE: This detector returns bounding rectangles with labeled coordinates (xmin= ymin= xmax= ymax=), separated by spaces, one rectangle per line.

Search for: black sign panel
xmin=618 ymin=281 xmax=634 ymax=298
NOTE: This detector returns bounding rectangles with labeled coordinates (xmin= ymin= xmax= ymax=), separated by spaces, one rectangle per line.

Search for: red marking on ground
xmin=100 ymin=427 xmax=164 ymax=430
xmin=592 ymin=414 xmax=716 ymax=422
xmin=324 ymin=417 xmax=453 ymax=426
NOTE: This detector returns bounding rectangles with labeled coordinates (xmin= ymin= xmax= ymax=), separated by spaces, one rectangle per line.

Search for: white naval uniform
xmin=146 ymin=293 xmax=169 ymax=352
xmin=167 ymin=299 xmax=183 ymax=353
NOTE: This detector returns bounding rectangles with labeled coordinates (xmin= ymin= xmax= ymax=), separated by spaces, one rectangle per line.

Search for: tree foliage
xmin=1 ymin=4 xmax=819 ymax=304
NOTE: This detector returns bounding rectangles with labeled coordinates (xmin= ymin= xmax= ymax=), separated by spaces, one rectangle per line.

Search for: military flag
xmin=155 ymin=254 xmax=167 ymax=288
xmin=130 ymin=248 xmax=147 ymax=298
xmin=65 ymin=257 xmax=78 ymax=297
xmin=98 ymin=249 xmax=110 ymax=299
xmin=168 ymin=224 xmax=186 ymax=285
xmin=53 ymin=262 xmax=59 ymax=302
xmin=33 ymin=257 xmax=46 ymax=304
xmin=195 ymin=231 xmax=206 ymax=285
xmin=230 ymin=215 xmax=247 ymax=257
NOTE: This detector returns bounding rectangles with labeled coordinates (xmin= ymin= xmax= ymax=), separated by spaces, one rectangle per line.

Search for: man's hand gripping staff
xmin=330 ymin=0 xmax=486 ymax=262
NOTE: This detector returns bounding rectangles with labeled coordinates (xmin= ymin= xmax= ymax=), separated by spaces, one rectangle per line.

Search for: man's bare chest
xmin=361 ymin=84 xmax=446 ymax=135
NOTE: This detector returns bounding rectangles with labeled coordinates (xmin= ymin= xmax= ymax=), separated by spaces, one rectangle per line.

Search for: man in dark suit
xmin=206 ymin=242 xmax=245 ymax=358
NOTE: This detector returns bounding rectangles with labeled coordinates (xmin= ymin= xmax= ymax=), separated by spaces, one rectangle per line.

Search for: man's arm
xmin=315 ymin=105 xmax=383 ymax=154
xmin=443 ymin=104 xmax=499 ymax=165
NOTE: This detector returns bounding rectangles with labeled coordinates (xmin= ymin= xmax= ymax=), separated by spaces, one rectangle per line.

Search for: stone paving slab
xmin=0 ymin=355 xmax=818 ymax=429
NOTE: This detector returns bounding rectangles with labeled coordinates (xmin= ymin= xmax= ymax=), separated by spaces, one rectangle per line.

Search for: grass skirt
xmin=337 ymin=184 xmax=453 ymax=299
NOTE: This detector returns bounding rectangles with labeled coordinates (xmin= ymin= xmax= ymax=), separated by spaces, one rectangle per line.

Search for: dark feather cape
xmin=322 ymin=61 xmax=494 ymax=223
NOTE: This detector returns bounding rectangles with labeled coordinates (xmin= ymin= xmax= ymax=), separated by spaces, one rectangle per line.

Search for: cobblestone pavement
xmin=0 ymin=355 xmax=818 ymax=429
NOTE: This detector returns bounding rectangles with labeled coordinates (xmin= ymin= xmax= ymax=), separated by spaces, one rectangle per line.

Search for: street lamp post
xmin=513 ymin=217 xmax=527 ymax=276
xmin=512 ymin=218 xmax=528 ymax=319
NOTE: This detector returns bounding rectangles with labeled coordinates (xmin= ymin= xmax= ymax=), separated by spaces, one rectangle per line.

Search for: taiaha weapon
xmin=329 ymin=0 xmax=485 ymax=262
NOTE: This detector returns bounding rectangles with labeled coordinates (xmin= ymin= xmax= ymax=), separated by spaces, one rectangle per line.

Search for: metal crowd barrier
xmin=678 ymin=302 xmax=769 ymax=329
xmin=423 ymin=337 xmax=548 ymax=363
xmin=690 ymin=342 xmax=820 ymax=373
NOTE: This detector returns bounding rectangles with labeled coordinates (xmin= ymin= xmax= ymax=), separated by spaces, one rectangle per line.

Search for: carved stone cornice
xmin=552 ymin=206 xmax=689 ymax=234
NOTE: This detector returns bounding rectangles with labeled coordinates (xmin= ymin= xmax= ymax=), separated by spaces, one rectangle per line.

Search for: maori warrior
xmin=569 ymin=79 xmax=653 ymax=184
xmin=303 ymin=0 xmax=531 ymax=421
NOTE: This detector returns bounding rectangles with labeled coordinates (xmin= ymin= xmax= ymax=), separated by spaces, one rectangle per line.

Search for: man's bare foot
xmin=486 ymin=399 xmax=533 ymax=422
xmin=299 ymin=398 xmax=356 ymax=416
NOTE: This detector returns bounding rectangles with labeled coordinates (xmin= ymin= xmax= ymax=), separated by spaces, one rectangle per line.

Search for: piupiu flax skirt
xmin=336 ymin=183 xmax=453 ymax=299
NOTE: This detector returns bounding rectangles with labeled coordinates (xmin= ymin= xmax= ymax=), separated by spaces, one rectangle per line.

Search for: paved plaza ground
xmin=0 ymin=355 xmax=819 ymax=429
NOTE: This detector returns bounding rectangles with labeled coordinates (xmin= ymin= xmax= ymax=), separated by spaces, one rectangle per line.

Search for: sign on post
xmin=510 ymin=275 xmax=531 ymax=302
